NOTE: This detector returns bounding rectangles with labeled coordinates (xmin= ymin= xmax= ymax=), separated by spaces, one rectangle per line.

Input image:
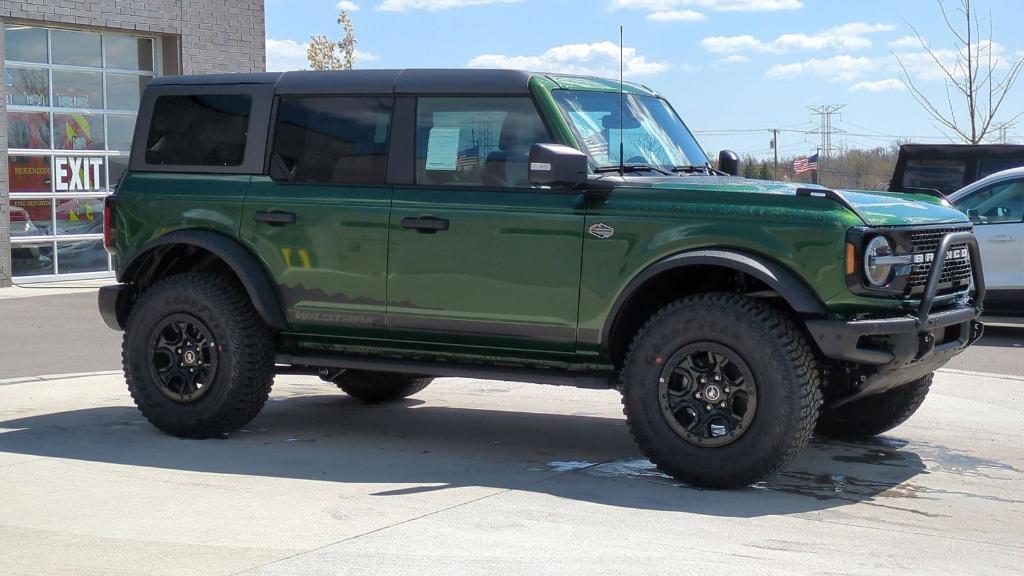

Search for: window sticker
xmin=425 ymin=127 xmax=461 ymax=171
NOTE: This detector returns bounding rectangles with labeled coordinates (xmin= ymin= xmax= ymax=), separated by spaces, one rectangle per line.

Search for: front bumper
xmin=807 ymin=231 xmax=986 ymax=406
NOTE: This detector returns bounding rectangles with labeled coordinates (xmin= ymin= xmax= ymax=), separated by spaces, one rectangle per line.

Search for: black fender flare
xmin=602 ymin=249 xmax=827 ymax=347
xmin=120 ymin=229 xmax=288 ymax=331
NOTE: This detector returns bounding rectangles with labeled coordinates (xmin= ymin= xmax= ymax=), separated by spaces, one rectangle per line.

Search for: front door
xmin=241 ymin=95 xmax=394 ymax=336
xmin=957 ymin=178 xmax=1024 ymax=314
xmin=387 ymin=96 xmax=585 ymax=351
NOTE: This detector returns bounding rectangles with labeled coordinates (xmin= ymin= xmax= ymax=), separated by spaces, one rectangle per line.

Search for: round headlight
xmin=864 ymin=236 xmax=895 ymax=287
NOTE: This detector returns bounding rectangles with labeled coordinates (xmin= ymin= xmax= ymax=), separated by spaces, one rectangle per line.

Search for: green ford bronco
xmin=98 ymin=69 xmax=985 ymax=488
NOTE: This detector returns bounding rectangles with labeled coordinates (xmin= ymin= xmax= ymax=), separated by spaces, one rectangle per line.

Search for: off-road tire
xmin=621 ymin=293 xmax=822 ymax=489
xmin=335 ymin=371 xmax=433 ymax=403
xmin=123 ymin=273 xmax=275 ymax=438
xmin=815 ymin=374 xmax=932 ymax=438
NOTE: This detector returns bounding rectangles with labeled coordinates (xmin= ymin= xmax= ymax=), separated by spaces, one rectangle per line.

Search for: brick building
xmin=0 ymin=1 xmax=266 ymax=285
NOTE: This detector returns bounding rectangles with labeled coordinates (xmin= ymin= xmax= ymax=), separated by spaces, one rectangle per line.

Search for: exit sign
xmin=54 ymin=156 xmax=105 ymax=192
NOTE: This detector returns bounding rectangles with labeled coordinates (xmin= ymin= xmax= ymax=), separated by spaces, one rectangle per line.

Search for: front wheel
xmin=335 ymin=371 xmax=433 ymax=403
xmin=816 ymin=374 xmax=933 ymax=438
xmin=621 ymin=293 xmax=822 ymax=489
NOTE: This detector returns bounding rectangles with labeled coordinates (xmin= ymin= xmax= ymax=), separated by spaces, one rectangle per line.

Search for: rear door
xmin=241 ymin=95 xmax=394 ymax=336
xmin=955 ymin=178 xmax=1024 ymax=313
xmin=386 ymin=96 xmax=585 ymax=351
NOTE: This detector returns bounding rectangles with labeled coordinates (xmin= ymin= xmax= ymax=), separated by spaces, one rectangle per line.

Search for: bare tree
xmin=895 ymin=0 xmax=1024 ymax=144
xmin=306 ymin=10 xmax=358 ymax=71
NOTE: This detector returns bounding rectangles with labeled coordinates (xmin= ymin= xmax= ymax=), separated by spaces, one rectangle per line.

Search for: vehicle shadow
xmin=0 ymin=392 xmax=980 ymax=518
xmin=975 ymin=326 xmax=1024 ymax=349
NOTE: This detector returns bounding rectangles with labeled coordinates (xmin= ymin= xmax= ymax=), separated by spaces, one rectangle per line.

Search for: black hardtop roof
xmin=897 ymin=143 xmax=1024 ymax=159
xmin=148 ymin=69 xmax=539 ymax=95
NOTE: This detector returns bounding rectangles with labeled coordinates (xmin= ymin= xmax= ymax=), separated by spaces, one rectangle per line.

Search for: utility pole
xmin=808 ymin=105 xmax=845 ymax=186
xmin=771 ymin=128 xmax=779 ymax=179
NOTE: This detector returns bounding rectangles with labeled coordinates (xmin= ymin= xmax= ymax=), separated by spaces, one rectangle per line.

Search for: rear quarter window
xmin=144 ymin=94 xmax=252 ymax=166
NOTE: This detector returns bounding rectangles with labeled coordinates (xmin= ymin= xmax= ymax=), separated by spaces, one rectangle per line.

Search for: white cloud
xmin=765 ymin=54 xmax=876 ymax=83
xmin=702 ymin=22 xmax=894 ymax=54
xmin=265 ymin=38 xmax=378 ymax=71
xmin=716 ymin=54 xmax=750 ymax=64
xmin=337 ymin=1 xmax=360 ymax=10
xmin=647 ymin=9 xmax=705 ymax=21
xmin=888 ymin=35 xmax=919 ymax=49
xmin=849 ymin=78 xmax=906 ymax=92
xmin=377 ymin=0 xmax=521 ymax=11
xmin=467 ymin=42 xmax=670 ymax=76
xmin=610 ymin=0 xmax=801 ymax=12
xmin=893 ymin=40 xmax=1010 ymax=81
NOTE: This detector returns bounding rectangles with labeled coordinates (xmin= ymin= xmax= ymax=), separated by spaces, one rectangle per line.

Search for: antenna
xmin=619 ymin=25 xmax=625 ymax=176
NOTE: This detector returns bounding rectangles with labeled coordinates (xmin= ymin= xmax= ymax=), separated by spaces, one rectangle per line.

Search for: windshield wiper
xmin=594 ymin=163 xmax=672 ymax=176
xmin=671 ymin=163 xmax=727 ymax=176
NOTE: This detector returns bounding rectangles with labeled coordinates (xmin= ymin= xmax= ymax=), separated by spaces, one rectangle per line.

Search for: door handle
xmin=989 ymin=235 xmax=1016 ymax=243
xmin=401 ymin=216 xmax=449 ymax=233
xmin=253 ymin=211 xmax=297 ymax=226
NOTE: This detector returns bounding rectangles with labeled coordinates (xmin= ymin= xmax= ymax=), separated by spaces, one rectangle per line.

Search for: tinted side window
xmin=415 ymin=97 xmax=549 ymax=188
xmin=271 ymin=96 xmax=392 ymax=185
xmin=145 ymin=94 xmax=252 ymax=166
xmin=901 ymin=159 xmax=967 ymax=195
xmin=957 ymin=181 xmax=1024 ymax=224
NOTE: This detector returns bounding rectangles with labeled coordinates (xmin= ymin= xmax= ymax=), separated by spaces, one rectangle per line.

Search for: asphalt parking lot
xmin=1 ymin=368 xmax=1022 ymax=575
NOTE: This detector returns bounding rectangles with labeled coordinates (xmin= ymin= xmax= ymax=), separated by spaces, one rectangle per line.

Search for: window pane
xmin=104 ymin=35 xmax=154 ymax=71
xmin=11 ymin=242 xmax=54 ymax=277
xmin=272 ymin=96 xmax=392 ymax=185
xmin=5 ymin=26 xmax=48 ymax=63
xmin=415 ymin=97 xmax=549 ymax=187
xmin=51 ymin=29 xmax=102 ymax=67
xmin=145 ymin=94 xmax=252 ymax=166
xmin=58 ymin=240 xmax=109 ymax=274
xmin=979 ymin=158 xmax=1024 ymax=179
xmin=5 ymin=67 xmax=50 ymax=106
xmin=54 ymin=113 xmax=105 ymax=150
xmin=902 ymin=159 xmax=967 ymax=195
xmin=105 ymin=74 xmax=150 ymax=111
xmin=8 ymin=155 xmax=52 ymax=193
xmin=56 ymin=196 xmax=105 ymax=236
xmin=53 ymin=70 xmax=104 ymax=109
xmin=53 ymin=155 xmax=107 ymax=192
xmin=9 ymin=198 xmax=53 ymax=237
xmin=8 ymin=112 xmax=51 ymax=149
xmin=958 ymin=182 xmax=1024 ymax=224
xmin=107 ymin=115 xmax=136 ymax=153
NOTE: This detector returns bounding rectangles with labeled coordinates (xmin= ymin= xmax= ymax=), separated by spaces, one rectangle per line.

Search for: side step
xmin=275 ymin=353 xmax=615 ymax=390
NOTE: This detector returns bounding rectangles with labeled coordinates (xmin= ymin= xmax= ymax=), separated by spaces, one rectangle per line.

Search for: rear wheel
xmin=816 ymin=374 xmax=932 ymax=438
xmin=621 ymin=293 xmax=822 ymax=489
xmin=335 ymin=370 xmax=433 ymax=403
xmin=123 ymin=273 xmax=274 ymax=438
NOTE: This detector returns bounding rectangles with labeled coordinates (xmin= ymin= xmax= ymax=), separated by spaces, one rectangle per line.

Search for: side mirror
xmin=529 ymin=143 xmax=588 ymax=189
xmin=718 ymin=150 xmax=741 ymax=176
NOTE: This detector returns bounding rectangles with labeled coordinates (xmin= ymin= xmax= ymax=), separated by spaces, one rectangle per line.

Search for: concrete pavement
xmin=0 ymin=369 xmax=1021 ymax=575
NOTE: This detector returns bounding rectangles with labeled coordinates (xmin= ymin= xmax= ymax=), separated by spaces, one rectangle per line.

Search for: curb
xmin=937 ymin=368 xmax=1024 ymax=383
xmin=0 ymin=370 xmax=123 ymax=386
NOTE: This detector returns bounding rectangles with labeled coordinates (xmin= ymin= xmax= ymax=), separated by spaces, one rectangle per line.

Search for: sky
xmin=264 ymin=0 xmax=1024 ymax=160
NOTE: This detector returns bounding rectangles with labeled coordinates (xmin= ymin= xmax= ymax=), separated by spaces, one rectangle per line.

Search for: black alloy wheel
xmin=658 ymin=343 xmax=757 ymax=447
xmin=149 ymin=314 xmax=219 ymax=403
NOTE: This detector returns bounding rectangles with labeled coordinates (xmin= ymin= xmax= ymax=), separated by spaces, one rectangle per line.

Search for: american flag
xmin=793 ymin=153 xmax=819 ymax=175
xmin=457 ymin=147 xmax=479 ymax=170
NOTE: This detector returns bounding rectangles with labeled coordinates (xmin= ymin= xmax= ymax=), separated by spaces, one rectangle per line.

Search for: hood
xmin=621 ymin=176 xmax=969 ymax=227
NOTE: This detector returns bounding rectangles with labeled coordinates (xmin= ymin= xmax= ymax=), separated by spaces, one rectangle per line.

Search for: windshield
xmin=552 ymin=89 xmax=708 ymax=173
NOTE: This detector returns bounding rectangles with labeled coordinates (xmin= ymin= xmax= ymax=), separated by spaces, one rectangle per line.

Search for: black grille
xmin=904 ymin=226 xmax=973 ymax=296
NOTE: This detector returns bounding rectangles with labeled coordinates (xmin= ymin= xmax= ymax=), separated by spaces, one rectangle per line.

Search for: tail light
xmin=103 ymin=195 xmax=117 ymax=254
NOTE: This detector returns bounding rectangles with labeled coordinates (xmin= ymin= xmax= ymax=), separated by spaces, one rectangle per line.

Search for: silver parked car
xmin=949 ymin=166 xmax=1024 ymax=317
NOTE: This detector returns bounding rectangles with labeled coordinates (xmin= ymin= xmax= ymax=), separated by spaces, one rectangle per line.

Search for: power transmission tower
xmin=807 ymin=105 xmax=846 ymax=186
xmin=992 ymin=121 xmax=1016 ymax=143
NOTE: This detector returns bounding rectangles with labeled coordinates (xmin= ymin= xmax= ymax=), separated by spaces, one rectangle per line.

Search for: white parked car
xmin=949 ymin=166 xmax=1024 ymax=317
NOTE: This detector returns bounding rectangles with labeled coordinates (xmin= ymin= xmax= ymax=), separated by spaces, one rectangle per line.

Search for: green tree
xmin=307 ymin=10 xmax=358 ymax=71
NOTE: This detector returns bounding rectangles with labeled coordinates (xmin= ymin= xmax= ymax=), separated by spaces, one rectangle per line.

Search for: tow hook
xmin=917 ymin=331 xmax=935 ymax=359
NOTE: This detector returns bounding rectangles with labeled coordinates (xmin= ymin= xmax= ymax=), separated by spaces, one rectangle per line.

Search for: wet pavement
xmin=0 ymin=369 xmax=1021 ymax=575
